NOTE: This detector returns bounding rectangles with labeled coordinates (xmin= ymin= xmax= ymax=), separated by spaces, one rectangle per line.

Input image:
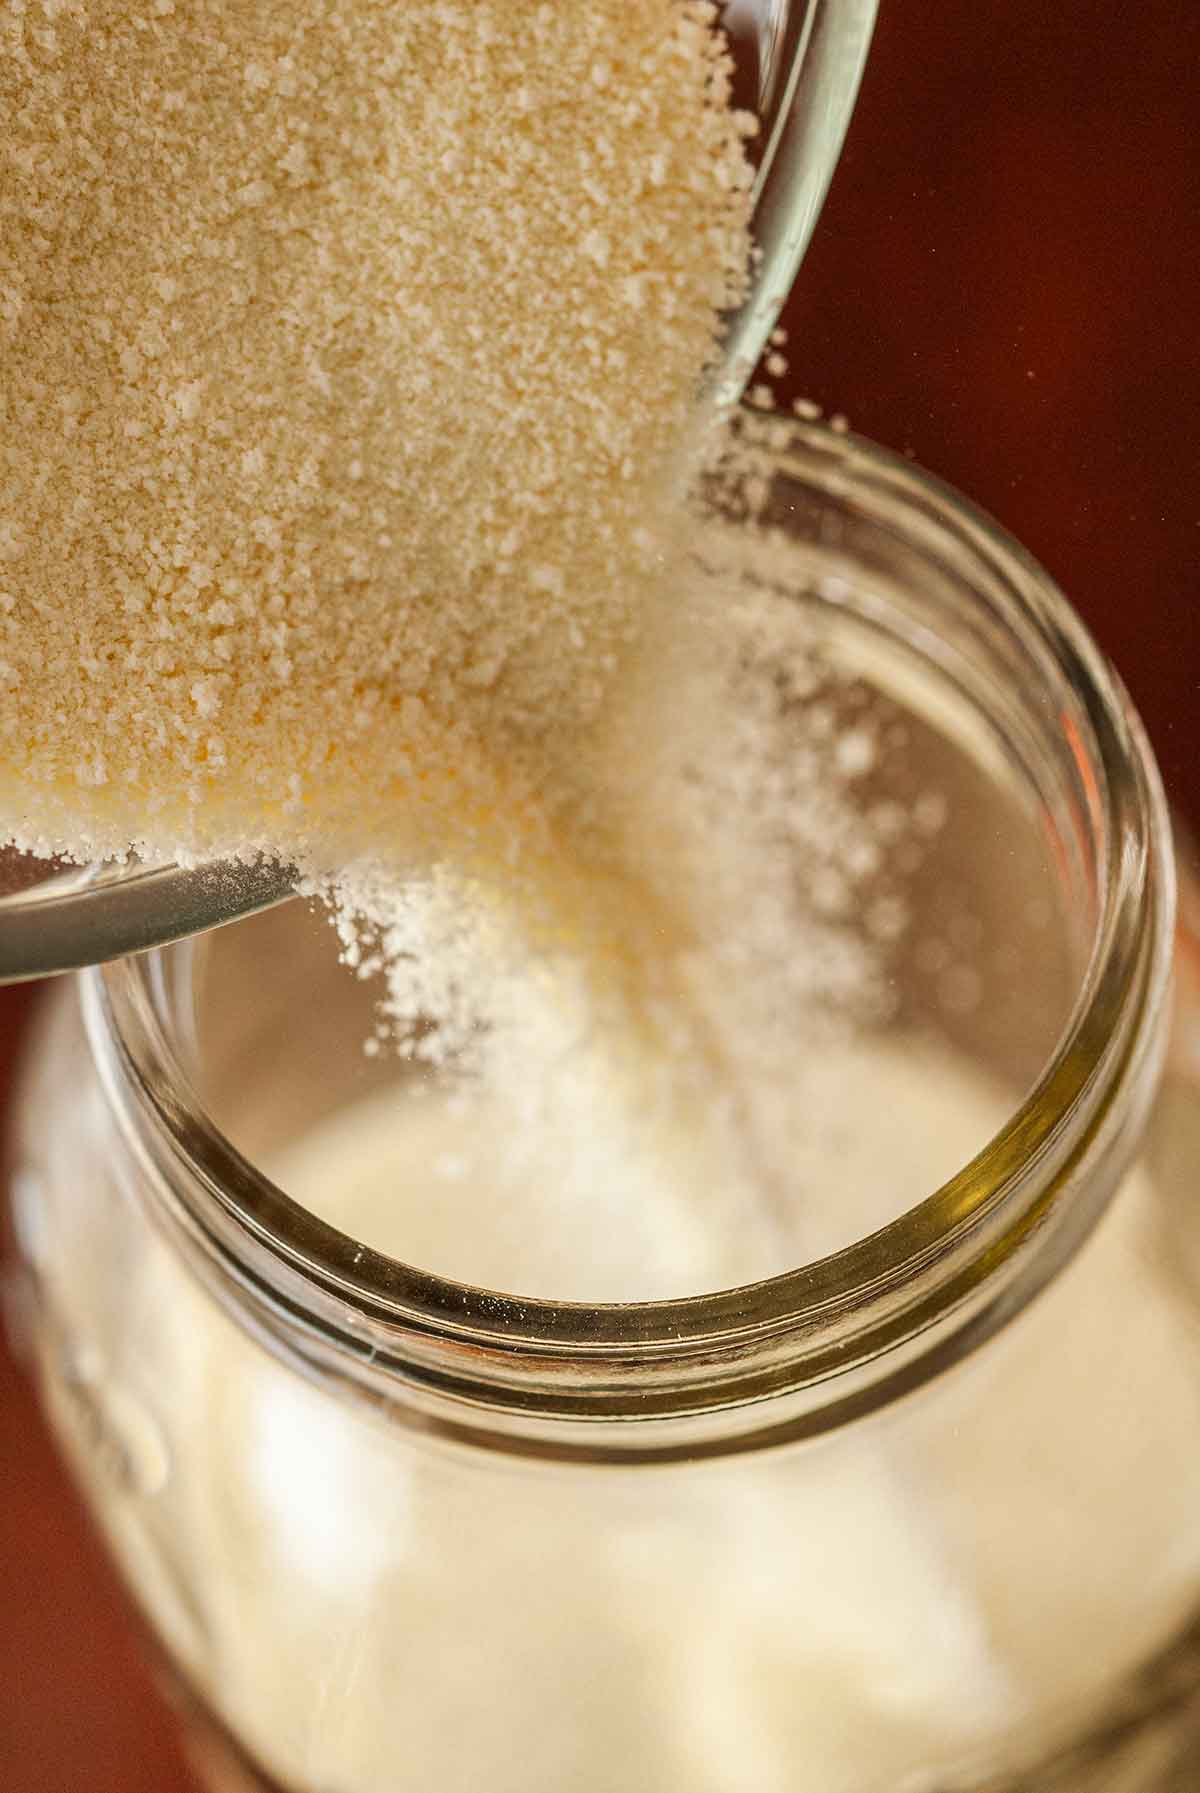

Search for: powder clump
xmin=0 ymin=0 xmax=754 ymax=875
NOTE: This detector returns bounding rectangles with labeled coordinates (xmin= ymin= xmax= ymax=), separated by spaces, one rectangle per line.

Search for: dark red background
xmin=2 ymin=3 xmax=1197 ymax=1787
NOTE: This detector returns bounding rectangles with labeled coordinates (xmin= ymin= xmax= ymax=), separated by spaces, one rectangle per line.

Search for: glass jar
xmin=8 ymin=423 xmax=1200 ymax=1793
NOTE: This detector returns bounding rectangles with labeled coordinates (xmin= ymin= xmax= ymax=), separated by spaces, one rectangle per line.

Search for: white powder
xmin=305 ymin=499 xmax=902 ymax=1231
xmin=268 ymin=1037 xmax=1013 ymax=1296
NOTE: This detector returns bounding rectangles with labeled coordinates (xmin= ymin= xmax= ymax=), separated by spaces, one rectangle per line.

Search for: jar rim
xmin=88 ymin=421 xmax=1176 ymax=1446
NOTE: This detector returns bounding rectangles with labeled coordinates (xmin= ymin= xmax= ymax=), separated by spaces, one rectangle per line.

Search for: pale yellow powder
xmin=1 ymin=3 xmax=893 ymax=1188
xmin=0 ymin=0 xmax=755 ymax=878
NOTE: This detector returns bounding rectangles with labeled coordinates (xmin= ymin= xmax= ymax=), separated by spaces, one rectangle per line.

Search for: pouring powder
xmin=1 ymin=2 xmax=894 ymax=1185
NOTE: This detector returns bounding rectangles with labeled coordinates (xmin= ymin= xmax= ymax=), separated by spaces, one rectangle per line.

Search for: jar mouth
xmin=89 ymin=423 xmax=1175 ymax=1444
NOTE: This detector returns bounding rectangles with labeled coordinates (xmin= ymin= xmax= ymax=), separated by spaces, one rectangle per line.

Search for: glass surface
xmin=0 ymin=0 xmax=877 ymax=984
xmin=9 ymin=426 xmax=1200 ymax=1789
xmin=717 ymin=0 xmax=878 ymax=403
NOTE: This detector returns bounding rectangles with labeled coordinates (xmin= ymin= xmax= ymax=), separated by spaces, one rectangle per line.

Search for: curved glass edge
xmin=714 ymin=0 xmax=880 ymax=406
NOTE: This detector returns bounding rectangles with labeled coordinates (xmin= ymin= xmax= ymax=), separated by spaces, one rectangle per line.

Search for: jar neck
xmin=85 ymin=425 xmax=1176 ymax=1460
